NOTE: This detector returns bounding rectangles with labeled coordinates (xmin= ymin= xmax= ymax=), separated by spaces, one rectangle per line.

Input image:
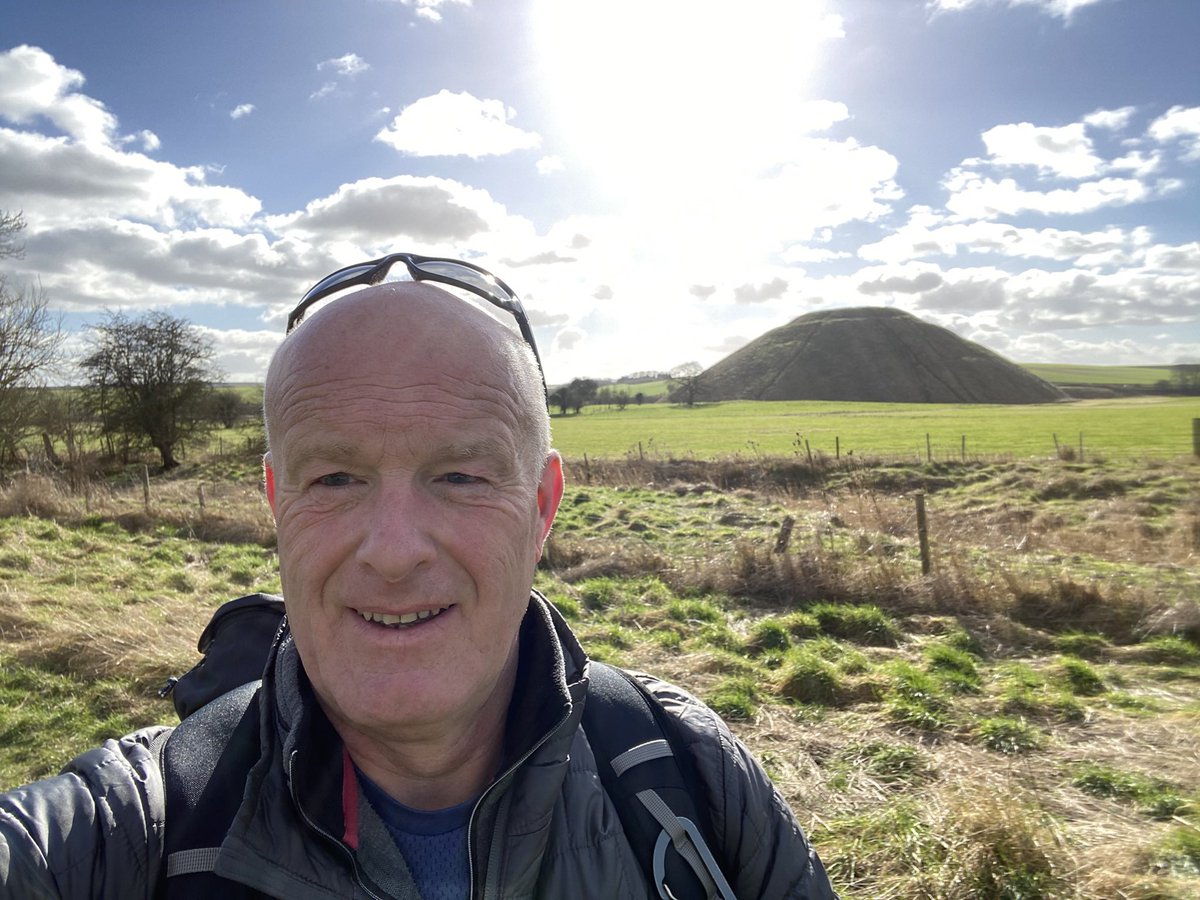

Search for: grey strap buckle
xmin=651 ymin=815 xmax=738 ymax=900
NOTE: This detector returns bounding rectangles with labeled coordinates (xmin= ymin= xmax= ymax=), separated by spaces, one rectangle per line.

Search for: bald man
xmin=0 ymin=266 xmax=834 ymax=899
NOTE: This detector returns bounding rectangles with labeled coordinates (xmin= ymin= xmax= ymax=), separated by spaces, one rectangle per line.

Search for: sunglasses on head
xmin=288 ymin=252 xmax=546 ymax=395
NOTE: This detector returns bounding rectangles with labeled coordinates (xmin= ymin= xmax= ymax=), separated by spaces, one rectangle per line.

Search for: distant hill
xmin=700 ymin=307 xmax=1068 ymax=404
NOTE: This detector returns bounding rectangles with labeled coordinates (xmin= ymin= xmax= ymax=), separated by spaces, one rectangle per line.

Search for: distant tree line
xmin=547 ymin=364 xmax=711 ymax=415
xmin=1155 ymin=366 xmax=1200 ymax=396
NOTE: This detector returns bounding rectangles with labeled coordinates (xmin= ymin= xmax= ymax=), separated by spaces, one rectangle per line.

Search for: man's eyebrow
xmin=282 ymin=440 xmax=359 ymax=469
xmin=437 ymin=437 xmax=519 ymax=468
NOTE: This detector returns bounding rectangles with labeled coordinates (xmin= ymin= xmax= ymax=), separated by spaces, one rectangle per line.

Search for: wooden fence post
xmin=835 ymin=436 xmax=840 ymax=460
xmin=925 ymin=433 xmax=932 ymax=463
xmin=197 ymin=483 xmax=206 ymax=516
xmin=961 ymin=435 xmax=966 ymax=461
xmin=1193 ymin=418 xmax=1199 ymax=457
xmin=141 ymin=465 xmax=151 ymax=513
xmin=774 ymin=516 xmax=795 ymax=553
xmin=915 ymin=492 xmax=931 ymax=575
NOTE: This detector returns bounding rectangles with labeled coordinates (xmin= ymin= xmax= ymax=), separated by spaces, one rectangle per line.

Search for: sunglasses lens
xmin=301 ymin=262 xmax=379 ymax=303
xmin=411 ymin=259 xmax=512 ymax=303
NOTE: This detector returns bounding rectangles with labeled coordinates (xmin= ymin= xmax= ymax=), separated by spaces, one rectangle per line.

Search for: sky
xmin=1 ymin=0 xmax=1198 ymax=386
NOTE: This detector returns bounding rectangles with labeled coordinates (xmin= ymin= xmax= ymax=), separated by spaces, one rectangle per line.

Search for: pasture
xmin=551 ymin=395 xmax=1200 ymax=460
xmin=0 ymin=395 xmax=1197 ymax=898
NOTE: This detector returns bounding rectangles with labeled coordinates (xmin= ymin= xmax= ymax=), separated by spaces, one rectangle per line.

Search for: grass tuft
xmin=976 ymin=716 xmax=1045 ymax=754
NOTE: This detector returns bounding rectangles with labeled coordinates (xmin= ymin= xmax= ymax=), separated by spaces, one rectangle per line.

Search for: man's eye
xmin=316 ymin=472 xmax=355 ymax=487
xmin=442 ymin=472 xmax=483 ymax=485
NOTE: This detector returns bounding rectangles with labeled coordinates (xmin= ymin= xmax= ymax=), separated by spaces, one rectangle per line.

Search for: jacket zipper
xmin=465 ymin=703 xmax=575 ymax=900
xmin=289 ymin=750 xmax=387 ymax=900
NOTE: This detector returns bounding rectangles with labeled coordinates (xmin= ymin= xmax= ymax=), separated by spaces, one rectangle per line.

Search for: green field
xmin=550 ymin=396 xmax=1200 ymax=460
xmin=1023 ymin=363 xmax=1179 ymax=386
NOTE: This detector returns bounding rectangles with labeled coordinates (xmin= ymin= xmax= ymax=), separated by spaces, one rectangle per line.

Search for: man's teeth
xmin=358 ymin=607 xmax=444 ymax=628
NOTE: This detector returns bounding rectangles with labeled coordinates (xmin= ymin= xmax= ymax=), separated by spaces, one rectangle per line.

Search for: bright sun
xmin=531 ymin=0 xmax=843 ymax=197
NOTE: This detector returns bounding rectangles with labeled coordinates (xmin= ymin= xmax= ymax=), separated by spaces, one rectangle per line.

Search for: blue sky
xmin=2 ymin=0 xmax=1198 ymax=384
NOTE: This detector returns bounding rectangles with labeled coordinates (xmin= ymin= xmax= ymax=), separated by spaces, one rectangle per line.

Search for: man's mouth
xmin=356 ymin=607 xmax=448 ymax=629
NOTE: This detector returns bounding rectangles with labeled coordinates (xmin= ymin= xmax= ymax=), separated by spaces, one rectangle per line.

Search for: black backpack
xmin=158 ymin=594 xmax=737 ymax=900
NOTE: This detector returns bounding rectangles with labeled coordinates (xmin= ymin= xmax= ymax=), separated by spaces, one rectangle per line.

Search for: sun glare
xmin=531 ymin=0 xmax=845 ymax=273
xmin=532 ymin=1 xmax=841 ymax=188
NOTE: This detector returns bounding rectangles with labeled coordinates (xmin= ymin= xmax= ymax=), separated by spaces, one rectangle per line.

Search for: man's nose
xmin=355 ymin=484 xmax=437 ymax=581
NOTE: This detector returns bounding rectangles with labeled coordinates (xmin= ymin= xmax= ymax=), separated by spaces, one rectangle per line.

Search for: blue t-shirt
xmin=358 ymin=771 xmax=474 ymax=900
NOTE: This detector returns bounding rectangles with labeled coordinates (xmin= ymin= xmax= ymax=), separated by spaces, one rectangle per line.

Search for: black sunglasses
xmin=288 ymin=253 xmax=546 ymax=395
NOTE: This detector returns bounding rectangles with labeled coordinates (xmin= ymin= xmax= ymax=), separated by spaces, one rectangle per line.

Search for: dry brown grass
xmin=0 ymin=469 xmax=275 ymax=546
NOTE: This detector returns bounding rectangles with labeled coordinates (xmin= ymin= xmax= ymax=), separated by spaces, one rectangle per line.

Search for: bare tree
xmin=0 ymin=211 xmax=64 ymax=465
xmin=0 ymin=279 xmax=64 ymax=465
xmin=0 ymin=210 xmax=26 ymax=261
xmin=80 ymin=311 xmax=220 ymax=469
xmin=668 ymin=362 xmax=706 ymax=407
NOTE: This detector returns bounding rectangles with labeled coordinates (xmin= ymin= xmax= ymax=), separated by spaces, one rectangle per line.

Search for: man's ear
xmin=535 ymin=451 xmax=565 ymax=556
xmin=263 ymin=452 xmax=278 ymax=518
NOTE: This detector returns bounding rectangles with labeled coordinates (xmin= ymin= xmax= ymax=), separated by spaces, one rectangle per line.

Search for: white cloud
xmin=1143 ymin=241 xmax=1200 ymax=271
xmin=0 ymin=44 xmax=116 ymax=144
xmin=0 ymin=125 xmax=262 ymax=230
xmin=553 ymin=326 xmax=585 ymax=352
xmin=997 ymin=331 xmax=1199 ymax=366
xmin=733 ymin=277 xmax=789 ymax=305
xmin=1149 ymin=105 xmax=1200 ymax=161
xmin=858 ymin=267 xmax=945 ymax=295
xmin=860 ymin=215 xmax=1151 ymax=266
xmin=979 ymin=122 xmax=1104 ymax=179
xmin=309 ymin=82 xmax=336 ymax=101
xmin=194 ymin=325 xmax=282 ymax=383
xmin=908 ymin=264 xmax=1200 ymax=329
xmin=944 ymin=170 xmax=1164 ymax=219
xmin=536 ymin=155 xmax=564 ymax=175
xmin=119 ymin=128 xmax=160 ymax=152
xmin=230 ymin=103 xmax=256 ymax=120
xmin=263 ymin=174 xmax=530 ymax=250
xmin=375 ymin=90 xmax=541 ymax=159
xmin=928 ymin=0 xmax=1109 ymax=21
xmin=317 ymin=53 xmax=370 ymax=76
xmin=397 ymin=0 xmax=472 ymax=23
xmin=1084 ymin=106 xmax=1136 ymax=131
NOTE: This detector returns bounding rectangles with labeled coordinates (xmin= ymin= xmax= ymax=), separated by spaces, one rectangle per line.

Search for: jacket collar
xmin=266 ymin=591 xmax=589 ymax=849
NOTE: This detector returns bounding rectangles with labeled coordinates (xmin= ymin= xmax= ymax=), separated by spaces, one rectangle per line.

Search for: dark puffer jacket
xmin=0 ymin=596 xmax=835 ymax=898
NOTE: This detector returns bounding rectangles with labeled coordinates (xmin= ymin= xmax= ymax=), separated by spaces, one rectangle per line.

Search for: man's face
xmin=265 ymin=295 xmax=561 ymax=746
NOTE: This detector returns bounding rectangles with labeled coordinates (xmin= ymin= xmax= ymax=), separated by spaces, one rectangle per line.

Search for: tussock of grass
xmin=1054 ymin=631 xmax=1111 ymax=659
xmin=811 ymin=603 xmax=900 ymax=647
xmin=1126 ymin=635 xmax=1200 ymax=665
xmin=706 ymin=675 xmax=760 ymax=721
xmin=777 ymin=650 xmax=845 ymax=707
xmin=1057 ymin=656 xmax=1107 ymax=695
xmin=833 ymin=741 xmax=934 ymax=788
xmin=884 ymin=661 xmax=952 ymax=730
xmin=1072 ymin=763 xmax=1191 ymax=820
xmin=976 ymin=716 xmax=1045 ymax=754
xmin=814 ymin=787 xmax=1070 ymax=899
xmin=924 ymin=642 xmax=982 ymax=693
xmin=744 ymin=618 xmax=792 ymax=655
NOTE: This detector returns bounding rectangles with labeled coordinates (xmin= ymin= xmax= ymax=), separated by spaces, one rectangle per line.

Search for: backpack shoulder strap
xmin=157 ymin=681 xmax=263 ymax=884
xmin=583 ymin=661 xmax=737 ymax=900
